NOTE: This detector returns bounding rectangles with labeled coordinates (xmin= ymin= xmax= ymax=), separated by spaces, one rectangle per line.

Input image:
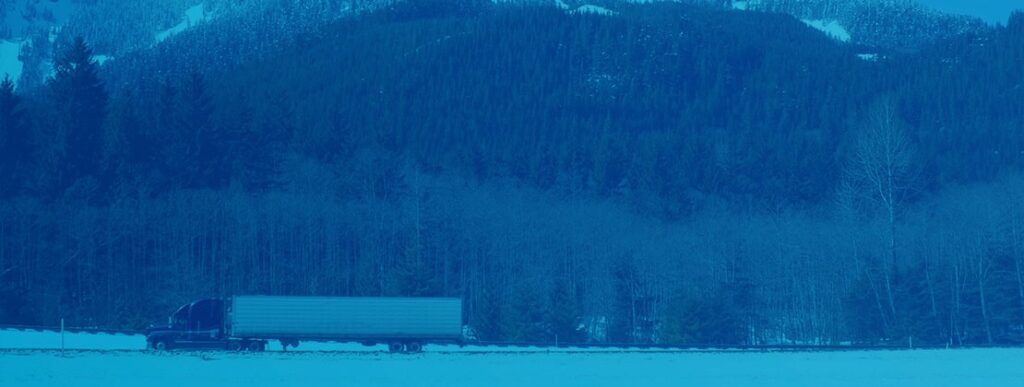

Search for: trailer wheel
xmin=280 ymin=339 xmax=300 ymax=351
xmin=388 ymin=342 xmax=406 ymax=353
xmin=227 ymin=341 xmax=242 ymax=351
xmin=406 ymin=342 xmax=423 ymax=353
xmin=246 ymin=341 xmax=265 ymax=352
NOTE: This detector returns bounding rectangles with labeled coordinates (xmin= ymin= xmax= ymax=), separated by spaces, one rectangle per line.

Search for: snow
xmin=0 ymin=0 xmax=77 ymax=87
xmin=427 ymin=344 xmax=690 ymax=353
xmin=732 ymin=1 xmax=749 ymax=11
xmin=0 ymin=328 xmax=388 ymax=352
xmin=3 ymin=329 xmax=1023 ymax=386
xmin=0 ymin=328 xmax=144 ymax=350
xmin=801 ymin=19 xmax=852 ymax=42
xmin=93 ymin=55 xmax=113 ymax=66
xmin=0 ymin=39 xmax=24 ymax=83
xmin=3 ymin=347 xmax=1024 ymax=387
xmin=1 ymin=0 xmax=77 ymax=39
xmin=858 ymin=53 xmax=879 ymax=62
xmin=554 ymin=0 xmax=571 ymax=10
xmin=155 ymin=4 xmax=212 ymax=43
xmin=0 ymin=329 xmax=686 ymax=353
xmin=570 ymin=5 xmax=618 ymax=16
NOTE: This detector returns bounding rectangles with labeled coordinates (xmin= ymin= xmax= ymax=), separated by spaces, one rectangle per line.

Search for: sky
xmin=917 ymin=0 xmax=1021 ymax=24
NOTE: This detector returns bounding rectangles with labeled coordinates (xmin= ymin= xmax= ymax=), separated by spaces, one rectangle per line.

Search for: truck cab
xmin=146 ymin=298 xmax=226 ymax=350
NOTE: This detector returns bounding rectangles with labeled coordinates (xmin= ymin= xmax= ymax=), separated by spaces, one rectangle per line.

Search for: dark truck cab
xmin=145 ymin=299 xmax=251 ymax=350
xmin=145 ymin=296 xmax=463 ymax=352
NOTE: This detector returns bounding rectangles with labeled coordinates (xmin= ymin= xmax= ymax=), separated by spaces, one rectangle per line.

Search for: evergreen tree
xmin=49 ymin=37 xmax=108 ymax=187
xmin=231 ymin=91 xmax=287 ymax=192
xmin=0 ymin=75 xmax=27 ymax=197
xmin=470 ymin=279 xmax=505 ymax=341
xmin=503 ymin=282 xmax=547 ymax=342
xmin=157 ymin=80 xmax=177 ymax=134
xmin=548 ymin=275 xmax=585 ymax=344
xmin=1008 ymin=10 xmax=1023 ymax=36
xmin=108 ymin=90 xmax=160 ymax=192
xmin=661 ymin=284 xmax=745 ymax=345
xmin=166 ymin=72 xmax=226 ymax=189
xmin=609 ymin=259 xmax=639 ymax=342
xmin=117 ymin=93 xmax=149 ymax=168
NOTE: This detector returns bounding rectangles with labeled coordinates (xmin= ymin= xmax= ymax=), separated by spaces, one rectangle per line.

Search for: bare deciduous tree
xmin=847 ymin=98 xmax=917 ymax=338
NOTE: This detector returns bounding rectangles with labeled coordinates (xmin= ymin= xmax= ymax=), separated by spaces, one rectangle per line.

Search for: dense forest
xmin=1 ymin=1 xmax=1023 ymax=346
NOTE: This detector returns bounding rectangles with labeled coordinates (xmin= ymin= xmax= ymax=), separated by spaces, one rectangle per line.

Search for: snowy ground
xmin=0 ymin=328 xmax=142 ymax=350
xmin=2 ymin=329 xmax=1022 ymax=386
xmin=0 ymin=328 xmax=693 ymax=353
xmin=155 ymin=3 xmax=212 ymax=43
xmin=802 ymin=19 xmax=852 ymax=42
xmin=0 ymin=39 xmax=24 ymax=82
xmin=2 ymin=347 xmax=1022 ymax=387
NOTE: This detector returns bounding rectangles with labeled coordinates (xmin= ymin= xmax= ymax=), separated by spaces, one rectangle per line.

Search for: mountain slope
xmin=522 ymin=0 xmax=987 ymax=49
xmin=0 ymin=0 xmax=993 ymax=89
xmin=3 ymin=0 xmax=394 ymax=88
xmin=730 ymin=0 xmax=986 ymax=50
xmin=74 ymin=2 xmax=1019 ymax=211
xmin=2 ymin=2 xmax=1023 ymax=346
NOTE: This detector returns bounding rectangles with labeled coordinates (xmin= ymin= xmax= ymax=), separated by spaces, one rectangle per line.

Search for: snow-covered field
xmin=3 ymin=347 xmax=1022 ymax=387
xmin=1 ymin=330 xmax=1022 ymax=386
xmin=0 ymin=328 xmax=143 ymax=350
xmin=0 ymin=328 xmax=691 ymax=353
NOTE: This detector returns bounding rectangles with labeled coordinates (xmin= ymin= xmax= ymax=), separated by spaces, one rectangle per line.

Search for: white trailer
xmin=146 ymin=296 xmax=463 ymax=352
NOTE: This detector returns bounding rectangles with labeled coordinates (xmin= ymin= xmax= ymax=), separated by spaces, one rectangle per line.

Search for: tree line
xmin=1 ymin=2 xmax=1023 ymax=345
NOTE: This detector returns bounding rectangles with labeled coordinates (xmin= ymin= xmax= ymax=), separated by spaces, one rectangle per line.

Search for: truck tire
xmin=388 ymin=342 xmax=405 ymax=353
xmin=227 ymin=341 xmax=242 ymax=351
xmin=152 ymin=340 xmax=171 ymax=351
xmin=280 ymin=339 xmax=300 ymax=350
xmin=406 ymin=342 xmax=423 ymax=353
xmin=246 ymin=341 xmax=265 ymax=352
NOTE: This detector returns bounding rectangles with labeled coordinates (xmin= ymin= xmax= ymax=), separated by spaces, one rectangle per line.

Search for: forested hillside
xmin=730 ymin=0 xmax=986 ymax=49
xmin=1 ymin=1 xmax=1023 ymax=346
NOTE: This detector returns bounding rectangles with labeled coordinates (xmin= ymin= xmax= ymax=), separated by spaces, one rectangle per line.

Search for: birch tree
xmin=847 ymin=98 xmax=917 ymax=338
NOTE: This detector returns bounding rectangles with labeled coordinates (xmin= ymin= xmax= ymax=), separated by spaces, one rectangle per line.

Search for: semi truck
xmin=145 ymin=296 xmax=463 ymax=353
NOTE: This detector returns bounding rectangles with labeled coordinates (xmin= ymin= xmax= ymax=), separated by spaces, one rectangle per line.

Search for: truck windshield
xmin=171 ymin=304 xmax=190 ymax=328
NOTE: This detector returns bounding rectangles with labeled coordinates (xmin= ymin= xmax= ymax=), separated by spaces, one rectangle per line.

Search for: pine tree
xmin=549 ymin=276 xmax=584 ymax=344
xmin=609 ymin=258 xmax=640 ymax=342
xmin=1008 ymin=11 xmax=1023 ymax=36
xmin=108 ymin=90 xmax=159 ymax=190
xmin=0 ymin=75 xmax=27 ymax=197
xmin=49 ymin=37 xmax=108 ymax=186
xmin=157 ymin=80 xmax=177 ymax=134
xmin=231 ymin=91 xmax=287 ymax=192
xmin=167 ymin=72 xmax=225 ymax=189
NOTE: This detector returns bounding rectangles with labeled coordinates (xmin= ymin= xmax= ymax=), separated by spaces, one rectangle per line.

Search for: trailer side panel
xmin=229 ymin=296 xmax=462 ymax=340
